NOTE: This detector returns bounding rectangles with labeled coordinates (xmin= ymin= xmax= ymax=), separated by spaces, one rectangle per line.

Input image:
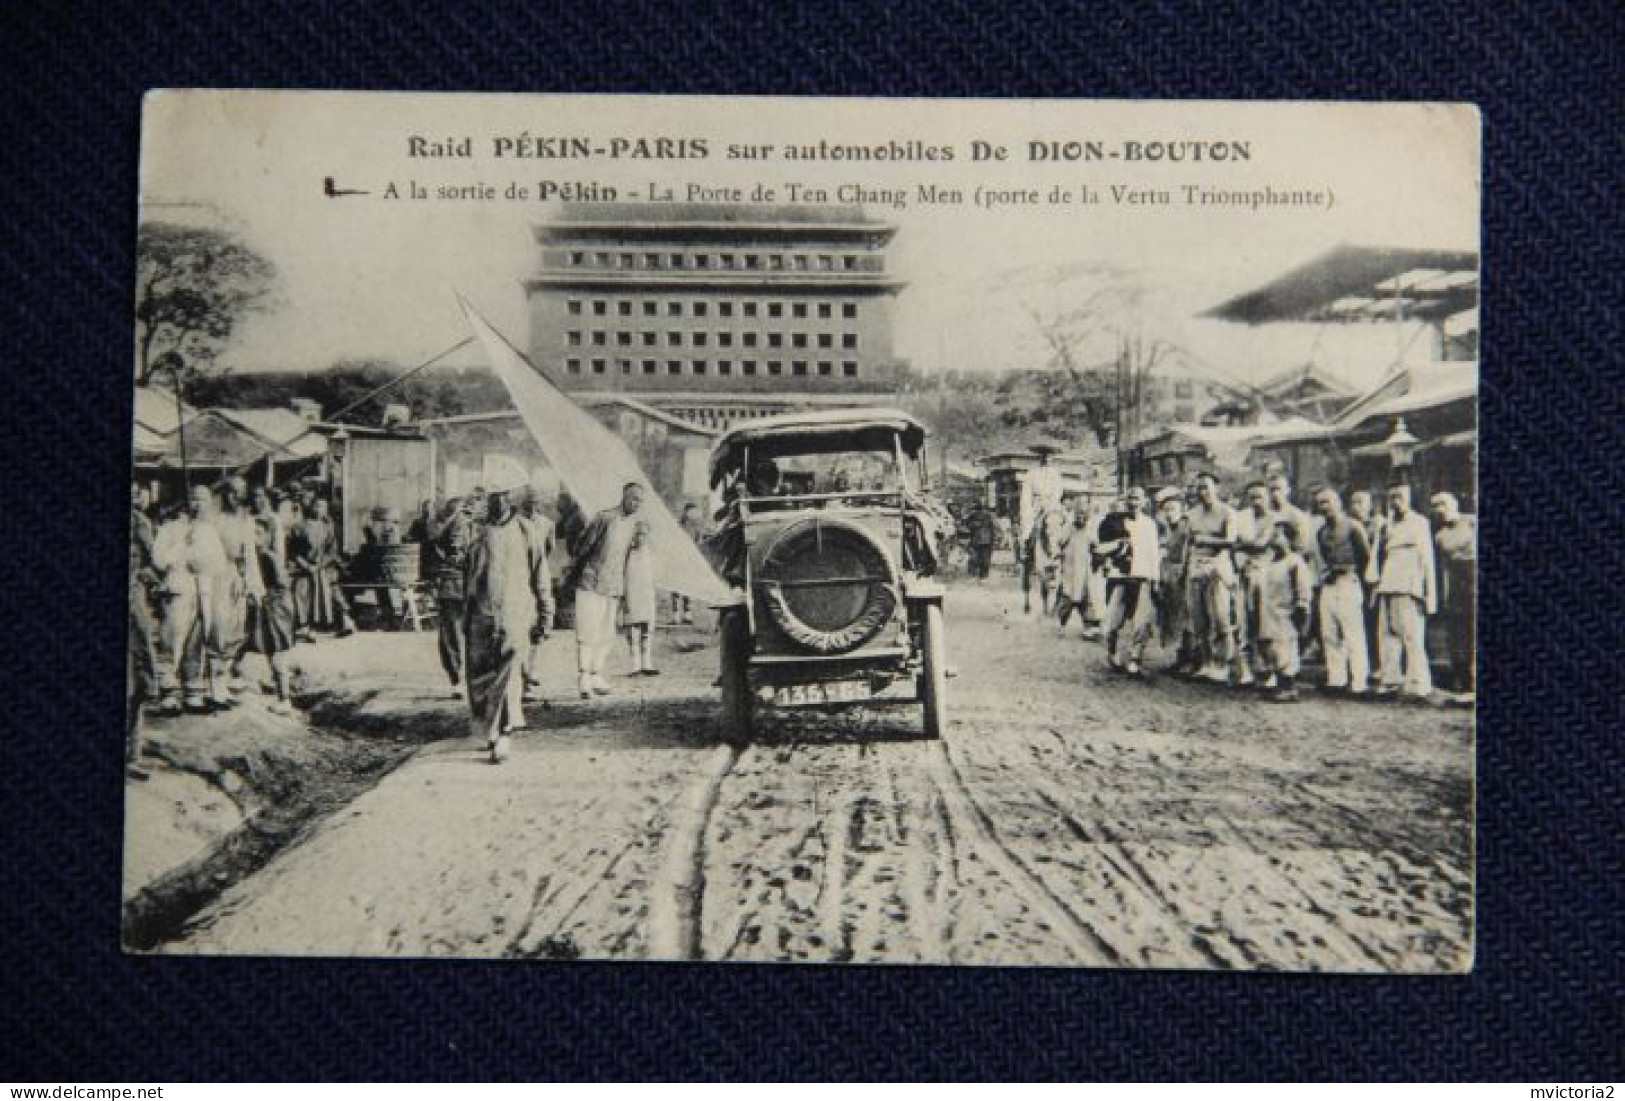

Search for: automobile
xmin=708 ymin=408 xmax=950 ymax=742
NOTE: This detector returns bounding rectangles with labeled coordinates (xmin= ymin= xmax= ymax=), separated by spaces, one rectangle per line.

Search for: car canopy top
xmin=710 ymin=408 xmax=928 ymax=487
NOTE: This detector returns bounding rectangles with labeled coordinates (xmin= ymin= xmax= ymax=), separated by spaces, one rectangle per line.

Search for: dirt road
xmin=163 ymin=579 xmax=1473 ymax=971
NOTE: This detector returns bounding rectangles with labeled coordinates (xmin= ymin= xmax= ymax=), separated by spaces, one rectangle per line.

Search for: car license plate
xmin=771 ymin=680 xmax=870 ymax=707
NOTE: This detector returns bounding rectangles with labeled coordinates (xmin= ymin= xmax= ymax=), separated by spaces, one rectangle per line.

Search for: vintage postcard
xmin=125 ymin=92 xmax=1478 ymax=969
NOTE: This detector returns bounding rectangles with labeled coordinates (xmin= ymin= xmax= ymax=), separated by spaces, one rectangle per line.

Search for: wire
xmin=229 ymin=335 xmax=475 ymax=475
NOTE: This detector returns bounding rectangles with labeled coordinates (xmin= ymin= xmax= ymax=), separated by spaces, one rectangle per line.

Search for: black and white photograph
xmin=123 ymin=92 xmax=1478 ymax=971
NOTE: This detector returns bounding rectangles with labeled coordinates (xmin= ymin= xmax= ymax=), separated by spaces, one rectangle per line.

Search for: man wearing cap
xmin=1430 ymin=491 xmax=1477 ymax=697
xmin=1313 ymin=486 xmax=1372 ymax=694
xmin=463 ymin=487 xmax=537 ymax=763
xmin=514 ymin=486 xmax=558 ymax=700
xmin=1348 ymin=488 xmax=1387 ymax=683
xmin=1097 ymin=487 xmax=1161 ymax=675
xmin=568 ymin=483 xmax=648 ymax=699
xmin=1367 ymin=483 xmax=1437 ymax=699
xmin=1252 ymin=518 xmax=1316 ymax=702
xmin=433 ymin=496 xmax=475 ymax=694
xmin=963 ymin=501 xmax=998 ymax=582
xmin=1231 ymin=481 xmax=1277 ymax=687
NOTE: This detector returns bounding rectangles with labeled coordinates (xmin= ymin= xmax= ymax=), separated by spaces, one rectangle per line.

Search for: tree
xmin=1026 ymin=283 xmax=1174 ymax=456
xmin=135 ymin=223 xmax=277 ymax=385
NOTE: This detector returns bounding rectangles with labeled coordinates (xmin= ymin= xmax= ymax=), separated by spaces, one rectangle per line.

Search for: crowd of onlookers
xmin=126 ymin=463 xmax=1475 ymax=778
xmin=126 ymin=476 xmax=375 ymax=774
xmin=954 ymin=469 xmax=1477 ymax=705
xmin=128 ymin=473 xmax=694 ymax=772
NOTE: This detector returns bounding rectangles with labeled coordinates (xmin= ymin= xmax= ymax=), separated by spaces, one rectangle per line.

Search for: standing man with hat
xmin=567 ymin=482 xmax=648 ymax=699
xmin=463 ymin=485 xmax=537 ymax=763
xmin=514 ymin=485 xmax=558 ymax=700
xmin=1367 ymin=482 xmax=1437 ymax=699
xmin=1430 ymin=491 xmax=1477 ymax=699
xmin=432 ymin=496 xmax=476 ymax=695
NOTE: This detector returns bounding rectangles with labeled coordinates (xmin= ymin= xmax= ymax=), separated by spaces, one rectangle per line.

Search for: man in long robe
xmin=1368 ymin=483 xmax=1438 ymax=699
xmin=152 ymin=484 xmax=233 ymax=713
xmin=463 ymin=489 xmax=540 ymax=763
xmin=127 ymin=485 xmax=158 ymax=778
xmin=432 ymin=497 xmax=475 ymax=694
xmin=1430 ymin=491 xmax=1477 ymax=697
xmin=514 ymin=486 xmax=559 ymax=700
xmin=287 ymin=498 xmax=352 ymax=638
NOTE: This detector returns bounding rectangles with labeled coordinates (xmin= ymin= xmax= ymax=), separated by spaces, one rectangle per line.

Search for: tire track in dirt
xmin=927 ymin=735 xmax=1121 ymax=967
xmin=648 ymin=743 xmax=739 ymax=960
xmin=1028 ymin=784 xmax=1230 ymax=970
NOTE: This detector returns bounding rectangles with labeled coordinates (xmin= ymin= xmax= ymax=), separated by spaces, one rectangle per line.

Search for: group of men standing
xmin=1031 ymin=469 xmax=1477 ymax=704
xmin=127 ymin=476 xmax=360 ymax=777
xmin=427 ymin=481 xmax=659 ymax=764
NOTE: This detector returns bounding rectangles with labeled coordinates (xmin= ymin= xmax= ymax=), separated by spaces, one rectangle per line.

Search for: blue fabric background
xmin=1 ymin=0 xmax=1620 ymax=1081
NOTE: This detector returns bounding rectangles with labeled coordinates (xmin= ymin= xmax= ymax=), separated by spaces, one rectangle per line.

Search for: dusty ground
xmin=140 ymin=577 xmax=1474 ymax=972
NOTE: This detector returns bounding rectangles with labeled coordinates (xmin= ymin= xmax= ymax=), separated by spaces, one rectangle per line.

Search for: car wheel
xmin=719 ymin=607 xmax=754 ymax=744
xmin=918 ymin=601 xmax=947 ymax=740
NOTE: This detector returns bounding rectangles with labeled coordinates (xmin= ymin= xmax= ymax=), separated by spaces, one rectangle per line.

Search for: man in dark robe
xmin=463 ymin=489 xmax=541 ymax=763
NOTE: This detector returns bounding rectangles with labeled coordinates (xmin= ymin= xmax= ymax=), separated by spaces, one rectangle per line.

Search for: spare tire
xmin=757 ymin=518 xmax=898 ymax=654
